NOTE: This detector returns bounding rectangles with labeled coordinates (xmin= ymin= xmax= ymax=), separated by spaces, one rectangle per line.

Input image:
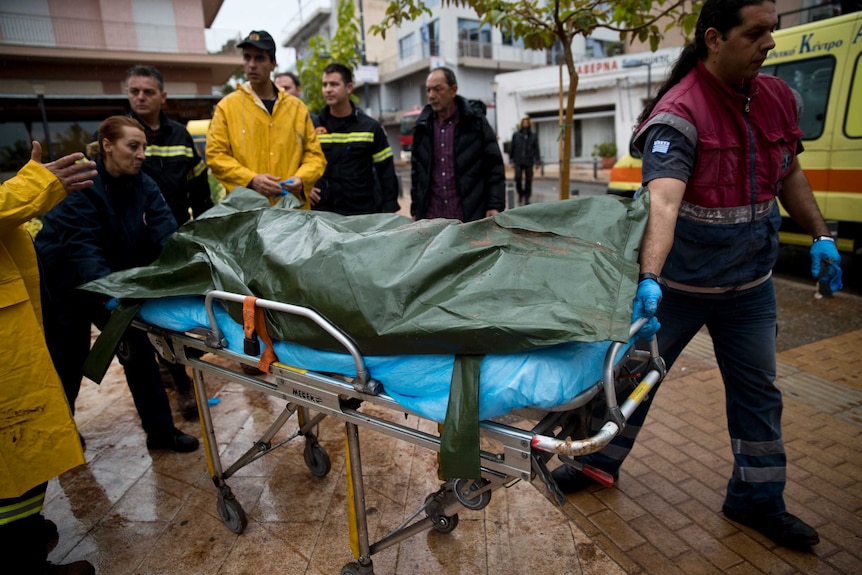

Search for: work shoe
xmin=146 ymin=428 xmax=199 ymax=453
xmin=45 ymin=560 xmax=96 ymax=575
xmin=551 ymin=464 xmax=617 ymax=493
xmin=722 ymin=505 xmax=820 ymax=550
xmin=177 ymin=390 xmax=199 ymax=421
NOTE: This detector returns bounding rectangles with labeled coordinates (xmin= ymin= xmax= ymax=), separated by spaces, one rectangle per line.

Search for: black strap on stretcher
xmin=82 ymin=302 xmax=141 ymax=384
xmin=440 ymin=355 xmax=482 ymax=480
xmin=242 ymin=296 xmax=279 ymax=372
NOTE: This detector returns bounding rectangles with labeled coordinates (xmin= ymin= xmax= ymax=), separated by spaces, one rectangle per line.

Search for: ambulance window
xmin=845 ymin=53 xmax=862 ymax=138
xmin=761 ymin=56 xmax=834 ymax=140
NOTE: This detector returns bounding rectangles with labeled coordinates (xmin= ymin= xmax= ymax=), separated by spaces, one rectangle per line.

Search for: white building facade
xmin=494 ymin=47 xmax=680 ymax=166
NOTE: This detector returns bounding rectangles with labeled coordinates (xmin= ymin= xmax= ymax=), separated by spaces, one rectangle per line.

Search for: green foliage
xmin=220 ymin=68 xmax=244 ymax=96
xmin=297 ymin=0 xmax=363 ymax=114
xmin=592 ymin=141 xmax=617 ymax=158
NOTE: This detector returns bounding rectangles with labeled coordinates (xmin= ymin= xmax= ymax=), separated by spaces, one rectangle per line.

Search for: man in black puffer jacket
xmin=410 ymin=67 xmax=505 ymax=222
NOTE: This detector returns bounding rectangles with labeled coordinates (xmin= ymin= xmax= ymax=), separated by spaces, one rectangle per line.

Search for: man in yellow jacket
xmin=0 ymin=142 xmax=98 ymax=574
xmin=207 ymin=30 xmax=326 ymax=208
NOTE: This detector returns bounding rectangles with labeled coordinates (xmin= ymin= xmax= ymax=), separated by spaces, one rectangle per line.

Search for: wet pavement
xmin=42 ymin=174 xmax=861 ymax=574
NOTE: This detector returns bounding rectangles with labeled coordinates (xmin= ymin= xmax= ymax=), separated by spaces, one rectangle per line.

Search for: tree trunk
xmin=559 ymin=45 xmax=579 ymax=200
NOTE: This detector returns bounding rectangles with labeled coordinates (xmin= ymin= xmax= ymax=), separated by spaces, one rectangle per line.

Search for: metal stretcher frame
xmin=141 ymin=290 xmax=666 ymax=575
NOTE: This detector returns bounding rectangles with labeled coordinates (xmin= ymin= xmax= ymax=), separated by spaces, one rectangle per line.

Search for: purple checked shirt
xmin=425 ymin=106 xmax=462 ymax=220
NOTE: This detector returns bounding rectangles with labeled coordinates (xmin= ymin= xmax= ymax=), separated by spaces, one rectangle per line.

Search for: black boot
xmin=722 ymin=505 xmax=820 ymax=550
xmin=146 ymin=428 xmax=199 ymax=453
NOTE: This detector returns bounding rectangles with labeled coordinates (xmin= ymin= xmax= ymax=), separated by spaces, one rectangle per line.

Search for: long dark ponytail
xmin=635 ymin=0 xmax=775 ymax=127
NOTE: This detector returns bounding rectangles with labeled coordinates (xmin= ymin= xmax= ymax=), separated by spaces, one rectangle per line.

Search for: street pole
xmin=358 ymin=0 xmax=370 ymax=111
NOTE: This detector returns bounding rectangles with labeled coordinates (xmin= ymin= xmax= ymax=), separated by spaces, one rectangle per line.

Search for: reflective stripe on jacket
xmin=315 ymin=102 xmax=400 ymax=215
xmin=130 ymin=110 xmax=213 ymax=225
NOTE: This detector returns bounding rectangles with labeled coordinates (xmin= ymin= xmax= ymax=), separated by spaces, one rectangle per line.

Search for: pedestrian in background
xmin=552 ymin=0 xmax=841 ymax=551
xmin=509 ymin=116 xmax=541 ymax=205
xmin=410 ymin=67 xmax=505 ymax=222
xmin=0 ymin=141 xmax=96 ymax=575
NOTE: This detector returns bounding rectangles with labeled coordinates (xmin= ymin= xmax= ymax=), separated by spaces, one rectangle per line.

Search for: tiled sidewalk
xmin=555 ymin=329 xmax=862 ymax=575
xmin=44 ymin=328 xmax=861 ymax=574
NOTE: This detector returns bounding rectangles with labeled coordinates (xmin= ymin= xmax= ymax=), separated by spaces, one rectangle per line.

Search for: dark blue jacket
xmin=36 ymin=159 xmax=177 ymax=301
xmin=410 ymin=96 xmax=505 ymax=222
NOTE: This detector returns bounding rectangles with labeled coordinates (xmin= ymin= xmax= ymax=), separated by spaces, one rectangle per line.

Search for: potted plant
xmin=592 ymin=142 xmax=617 ymax=168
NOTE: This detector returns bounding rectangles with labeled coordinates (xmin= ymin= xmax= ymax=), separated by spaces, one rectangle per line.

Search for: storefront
xmin=494 ymin=47 xmax=680 ymax=165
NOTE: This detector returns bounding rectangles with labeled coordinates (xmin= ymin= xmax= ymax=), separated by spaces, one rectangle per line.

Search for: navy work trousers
xmin=585 ymin=278 xmax=787 ymax=514
xmin=43 ymin=295 xmax=175 ymax=437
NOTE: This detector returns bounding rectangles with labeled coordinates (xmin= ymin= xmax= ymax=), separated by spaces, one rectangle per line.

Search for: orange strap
xmin=241 ymin=296 xmax=279 ymax=373
xmin=242 ymin=297 xmax=257 ymax=342
xmin=254 ymin=306 xmax=278 ymax=372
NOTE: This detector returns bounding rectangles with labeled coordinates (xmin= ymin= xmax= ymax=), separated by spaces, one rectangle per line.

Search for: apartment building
xmin=283 ymin=0 xmax=624 ymax=155
xmin=0 ymin=0 xmax=241 ymax=172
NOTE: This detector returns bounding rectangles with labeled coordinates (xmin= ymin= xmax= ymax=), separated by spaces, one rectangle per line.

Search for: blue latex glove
xmin=275 ymin=178 xmax=295 ymax=198
xmin=631 ymin=278 xmax=662 ymax=341
xmin=105 ymin=297 xmax=118 ymax=311
xmin=810 ymin=239 xmax=843 ymax=293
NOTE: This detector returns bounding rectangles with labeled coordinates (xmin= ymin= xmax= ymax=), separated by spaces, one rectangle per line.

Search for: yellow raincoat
xmin=0 ymin=161 xmax=85 ymax=499
xmin=206 ymin=82 xmax=327 ymax=208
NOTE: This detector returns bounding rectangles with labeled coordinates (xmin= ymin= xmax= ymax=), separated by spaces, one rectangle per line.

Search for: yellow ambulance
xmin=608 ymin=11 xmax=862 ymax=253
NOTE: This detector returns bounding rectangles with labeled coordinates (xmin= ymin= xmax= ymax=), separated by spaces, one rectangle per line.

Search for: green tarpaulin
xmin=84 ymin=187 xmax=649 ymax=355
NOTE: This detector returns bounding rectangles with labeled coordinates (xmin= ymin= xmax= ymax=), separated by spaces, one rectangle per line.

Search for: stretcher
xmin=137 ymin=289 xmax=666 ymax=575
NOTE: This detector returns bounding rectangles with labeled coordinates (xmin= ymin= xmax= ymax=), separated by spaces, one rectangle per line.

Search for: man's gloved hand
xmin=105 ymin=297 xmax=119 ymax=311
xmin=632 ymin=277 xmax=662 ymax=341
xmin=810 ymin=238 xmax=843 ymax=293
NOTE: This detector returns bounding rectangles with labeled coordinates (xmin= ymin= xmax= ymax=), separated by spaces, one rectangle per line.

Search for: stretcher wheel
xmin=340 ymin=562 xmax=373 ymax=575
xmin=303 ymin=441 xmax=331 ymax=477
xmin=430 ymin=513 xmax=459 ymax=533
xmin=424 ymin=493 xmax=459 ymax=533
xmin=452 ymin=478 xmax=491 ymax=510
xmin=216 ymin=492 xmax=247 ymax=534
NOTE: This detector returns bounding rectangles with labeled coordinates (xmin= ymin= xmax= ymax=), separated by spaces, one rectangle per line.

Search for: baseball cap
xmin=238 ymin=30 xmax=276 ymax=59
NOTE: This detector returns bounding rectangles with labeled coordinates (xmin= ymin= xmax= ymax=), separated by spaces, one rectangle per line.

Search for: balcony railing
xmin=458 ymin=39 xmax=492 ymax=59
xmin=0 ymin=11 xmax=239 ymax=55
xmin=281 ymin=0 xmax=332 ymax=46
xmin=379 ymin=39 xmax=545 ymax=76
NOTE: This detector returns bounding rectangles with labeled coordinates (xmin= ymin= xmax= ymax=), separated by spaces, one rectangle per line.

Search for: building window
xmin=546 ymin=40 xmax=565 ymax=65
xmin=502 ymin=30 xmax=523 ymax=48
xmin=399 ymin=33 xmax=416 ymax=60
xmin=585 ymin=38 xmax=623 ymax=58
xmin=457 ymin=19 xmax=492 ymax=58
xmin=421 ymin=20 xmax=440 ymax=57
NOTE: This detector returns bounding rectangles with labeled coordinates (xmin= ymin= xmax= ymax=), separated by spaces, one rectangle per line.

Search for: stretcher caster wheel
xmin=430 ymin=513 xmax=459 ymax=533
xmin=303 ymin=440 xmax=331 ymax=477
xmin=453 ymin=478 xmax=491 ymax=510
xmin=340 ymin=561 xmax=373 ymax=575
xmin=217 ymin=492 xmax=247 ymax=534
xmin=424 ymin=493 xmax=459 ymax=533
